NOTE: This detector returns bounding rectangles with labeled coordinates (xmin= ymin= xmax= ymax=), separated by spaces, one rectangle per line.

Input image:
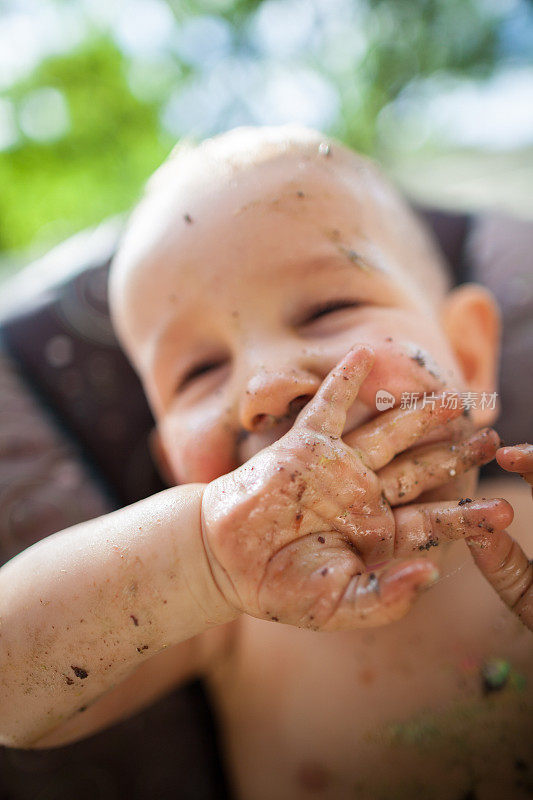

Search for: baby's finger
xmin=321 ymin=558 xmax=440 ymax=630
xmin=467 ymin=529 xmax=533 ymax=631
xmin=379 ymin=428 xmax=500 ymax=506
xmin=257 ymin=530 xmax=366 ymax=627
xmin=344 ymin=398 xmax=465 ymax=471
xmin=257 ymin=532 xmax=437 ymax=630
xmin=496 ymin=444 xmax=533 ymax=487
xmin=296 ymin=345 xmax=374 ymax=438
xmin=387 ymin=497 xmax=514 ymax=561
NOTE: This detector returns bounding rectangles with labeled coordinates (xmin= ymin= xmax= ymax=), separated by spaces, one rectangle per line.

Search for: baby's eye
xmin=300 ymin=299 xmax=364 ymax=325
xmin=178 ymin=358 xmax=228 ymax=391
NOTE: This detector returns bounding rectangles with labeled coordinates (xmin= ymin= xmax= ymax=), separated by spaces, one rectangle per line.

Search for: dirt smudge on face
xmin=336 ymin=244 xmax=373 ymax=271
xmin=324 ymin=228 xmax=342 ymax=243
xmin=411 ymin=351 xmax=426 ymax=369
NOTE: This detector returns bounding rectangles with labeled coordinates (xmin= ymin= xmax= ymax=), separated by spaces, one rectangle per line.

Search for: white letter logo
xmin=375 ymin=389 xmax=395 ymax=411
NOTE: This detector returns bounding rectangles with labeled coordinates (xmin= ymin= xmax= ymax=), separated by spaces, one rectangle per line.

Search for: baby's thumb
xmin=321 ymin=557 xmax=439 ymax=631
xmin=256 ymin=531 xmax=438 ymax=630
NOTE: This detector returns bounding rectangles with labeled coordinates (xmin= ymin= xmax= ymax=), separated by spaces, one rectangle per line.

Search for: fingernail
xmin=420 ymin=565 xmax=440 ymax=588
xmin=497 ymin=443 xmax=533 ymax=459
xmin=461 ymin=498 xmax=514 ymax=530
xmin=472 ymin=428 xmax=500 ymax=448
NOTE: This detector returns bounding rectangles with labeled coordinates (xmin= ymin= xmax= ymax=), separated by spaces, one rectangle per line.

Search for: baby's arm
xmin=0 ymin=346 xmax=510 ymax=750
xmin=0 ymin=483 xmax=235 ymax=749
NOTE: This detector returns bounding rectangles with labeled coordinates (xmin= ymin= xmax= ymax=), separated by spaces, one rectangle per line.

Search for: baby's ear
xmin=148 ymin=427 xmax=176 ymax=487
xmin=441 ymin=283 xmax=501 ymax=428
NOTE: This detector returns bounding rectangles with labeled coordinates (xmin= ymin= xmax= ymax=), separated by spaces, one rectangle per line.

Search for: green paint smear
xmin=388 ymin=719 xmax=441 ymax=747
xmin=364 ymin=686 xmax=533 ymax=800
xmin=510 ymin=671 xmax=527 ymax=693
xmin=367 ymin=666 xmax=530 ymax=756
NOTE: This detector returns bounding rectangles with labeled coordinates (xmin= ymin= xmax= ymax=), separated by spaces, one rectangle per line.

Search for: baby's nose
xmin=239 ymin=369 xmax=320 ymax=433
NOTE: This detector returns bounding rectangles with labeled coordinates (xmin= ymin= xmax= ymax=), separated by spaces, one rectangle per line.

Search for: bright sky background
xmin=1 ymin=0 xmax=533 ymax=152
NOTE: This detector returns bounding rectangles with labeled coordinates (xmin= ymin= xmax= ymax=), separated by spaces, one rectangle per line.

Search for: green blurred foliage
xmin=0 ymin=0 xmax=522 ymax=257
xmin=331 ymin=0 xmax=498 ymax=151
xmin=0 ymin=37 xmax=174 ymax=253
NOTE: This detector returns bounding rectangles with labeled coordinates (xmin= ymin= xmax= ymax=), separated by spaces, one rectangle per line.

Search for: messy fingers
xmin=257 ymin=530 xmax=367 ymax=627
xmin=496 ymin=444 xmax=533 ymax=487
xmin=344 ymin=397 xmax=464 ymax=471
xmin=321 ymin=557 xmax=440 ymax=630
xmin=257 ymin=531 xmax=438 ymax=630
xmin=379 ymin=428 xmax=500 ymax=506
xmin=296 ymin=345 xmax=374 ymax=438
xmin=389 ymin=497 xmax=514 ymax=561
xmin=467 ymin=529 xmax=533 ymax=630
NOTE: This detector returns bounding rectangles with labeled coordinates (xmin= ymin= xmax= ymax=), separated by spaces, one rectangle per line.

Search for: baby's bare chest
xmin=209 ymin=555 xmax=533 ymax=800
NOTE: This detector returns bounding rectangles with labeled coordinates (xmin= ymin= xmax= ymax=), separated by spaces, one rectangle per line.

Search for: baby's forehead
xmin=109 ymin=142 xmax=445 ymax=362
xmin=119 ymin=152 xmax=386 ymax=271
xmin=114 ymin=157 xmax=383 ymax=301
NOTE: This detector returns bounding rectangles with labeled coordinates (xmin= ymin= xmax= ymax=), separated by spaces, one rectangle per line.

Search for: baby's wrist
xmin=141 ymin=483 xmax=238 ymax=648
xmin=199 ymin=479 xmax=246 ymax=618
xmin=186 ymin=483 xmax=241 ymax=627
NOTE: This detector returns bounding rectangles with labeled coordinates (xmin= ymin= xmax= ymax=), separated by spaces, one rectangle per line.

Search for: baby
xmin=0 ymin=125 xmax=532 ymax=800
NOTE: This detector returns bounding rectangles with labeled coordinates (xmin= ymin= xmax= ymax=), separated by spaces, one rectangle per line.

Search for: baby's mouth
xmin=237 ymin=396 xmax=473 ymax=469
xmin=237 ymin=399 xmax=374 ymax=465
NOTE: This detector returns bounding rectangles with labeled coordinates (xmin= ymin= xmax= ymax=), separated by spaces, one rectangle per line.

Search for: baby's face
xmin=113 ymin=154 xmax=479 ymax=485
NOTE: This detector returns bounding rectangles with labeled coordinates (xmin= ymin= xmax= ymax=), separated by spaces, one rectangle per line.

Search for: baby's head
xmin=109 ymin=124 xmax=500 ymax=488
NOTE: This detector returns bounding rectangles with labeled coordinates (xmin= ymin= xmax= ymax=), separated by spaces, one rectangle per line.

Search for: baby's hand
xmin=466 ymin=444 xmax=533 ymax=631
xmin=344 ymin=391 xmax=498 ymax=508
xmin=201 ymin=346 xmax=511 ymax=630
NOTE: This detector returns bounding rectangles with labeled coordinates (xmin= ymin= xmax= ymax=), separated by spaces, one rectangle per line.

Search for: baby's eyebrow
xmin=145 ymin=247 xmax=389 ymax=374
xmin=286 ymin=249 xmax=383 ymax=278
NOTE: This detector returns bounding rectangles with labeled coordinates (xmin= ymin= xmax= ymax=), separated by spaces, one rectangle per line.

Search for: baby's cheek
xmin=162 ymin=416 xmax=237 ymax=484
xmin=355 ymin=334 xmax=462 ymax=407
xmin=326 ymin=317 xmax=462 ymax=403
